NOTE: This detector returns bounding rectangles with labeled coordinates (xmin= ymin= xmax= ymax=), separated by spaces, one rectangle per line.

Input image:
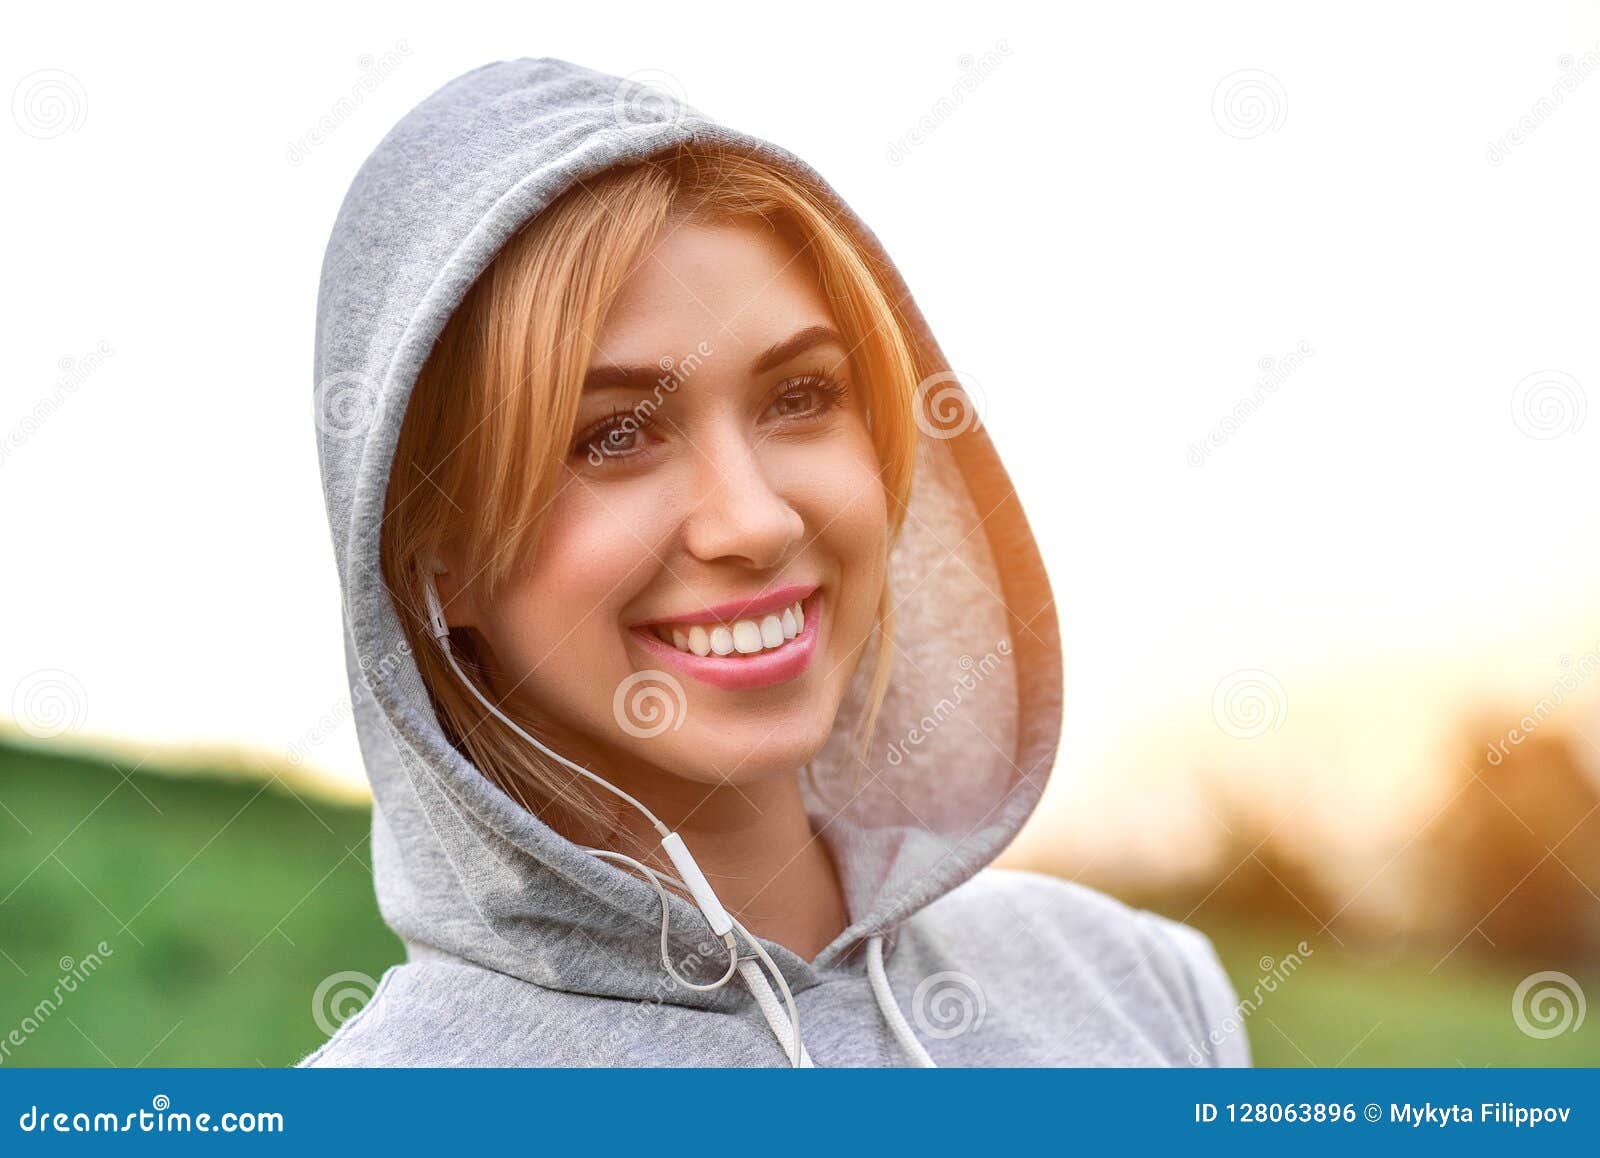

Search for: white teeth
xmin=650 ymin=600 xmax=809 ymax=659
xmin=732 ymin=621 xmax=763 ymax=654
xmin=760 ymin=615 xmax=784 ymax=648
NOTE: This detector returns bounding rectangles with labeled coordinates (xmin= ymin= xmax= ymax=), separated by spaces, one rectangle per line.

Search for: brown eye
xmin=571 ymin=410 xmax=656 ymax=465
xmin=763 ymin=373 xmax=849 ymax=423
xmin=772 ymin=388 xmax=818 ymax=418
xmin=594 ymin=426 xmax=639 ymax=455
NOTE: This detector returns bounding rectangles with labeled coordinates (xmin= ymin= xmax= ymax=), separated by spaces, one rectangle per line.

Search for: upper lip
xmin=631 ymin=583 xmax=819 ymax=629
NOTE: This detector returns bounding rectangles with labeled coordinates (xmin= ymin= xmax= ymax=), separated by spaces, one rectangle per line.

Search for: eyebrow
xmin=582 ymin=324 xmax=846 ymax=393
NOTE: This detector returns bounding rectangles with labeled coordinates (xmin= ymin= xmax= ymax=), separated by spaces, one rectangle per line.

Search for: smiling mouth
xmin=629 ymin=590 xmax=822 ymax=690
xmin=648 ymin=597 xmax=807 ymax=657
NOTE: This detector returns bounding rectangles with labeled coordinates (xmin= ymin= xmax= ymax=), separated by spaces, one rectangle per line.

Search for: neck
xmin=580 ymin=765 xmax=851 ymax=963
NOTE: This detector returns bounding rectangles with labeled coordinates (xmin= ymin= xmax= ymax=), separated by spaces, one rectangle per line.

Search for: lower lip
xmin=629 ymin=593 xmax=822 ymax=691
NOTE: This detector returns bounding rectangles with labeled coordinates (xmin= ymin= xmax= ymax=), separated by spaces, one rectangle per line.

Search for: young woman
xmin=301 ymin=57 xmax=1249 ymax=1067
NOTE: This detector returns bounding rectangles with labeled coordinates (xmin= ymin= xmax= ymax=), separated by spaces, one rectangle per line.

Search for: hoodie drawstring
xmin=866 ymin=934 xmax=938 ymax=1067
xmin=575 ymin=842 xmax=937 ymax=1067
xmin=737 ymin=958 xmax=814 ymax=1066
xmin=740 ymin=933 xmax=937 ymax=1067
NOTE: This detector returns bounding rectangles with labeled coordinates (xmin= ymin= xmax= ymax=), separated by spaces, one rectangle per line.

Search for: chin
xmin=655 ymin=714 xmax=837 ymax=785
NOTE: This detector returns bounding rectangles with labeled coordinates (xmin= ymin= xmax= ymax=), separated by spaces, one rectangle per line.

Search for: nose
xmin=681 ymin=430 xmax=804 ymax=569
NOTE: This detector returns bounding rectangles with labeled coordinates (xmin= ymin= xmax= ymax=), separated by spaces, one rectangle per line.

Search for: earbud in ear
xmin=420 ymin=559 xmax=451 ymax=643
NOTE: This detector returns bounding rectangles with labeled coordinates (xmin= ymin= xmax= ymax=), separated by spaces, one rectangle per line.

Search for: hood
xmin=312 ymin=57 xmax=1062 ymax=1012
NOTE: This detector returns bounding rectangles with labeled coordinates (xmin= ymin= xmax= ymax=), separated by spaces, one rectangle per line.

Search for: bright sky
xmin=5 ymin=2 xmax=1598 ymax=865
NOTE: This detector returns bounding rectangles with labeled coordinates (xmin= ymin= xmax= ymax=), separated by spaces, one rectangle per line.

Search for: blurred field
xmin=0 ymin=738 xmax=399 ymax=1066
xmin=0 ymin=737 xmax=1594 ymax=1066
xmin=1175 ymin=916 xmax=1596 ymax=1067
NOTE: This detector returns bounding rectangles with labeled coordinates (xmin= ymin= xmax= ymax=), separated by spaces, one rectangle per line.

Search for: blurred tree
xmin=1421 ymin=718 xmax=1600 ymax=967
xmin=1117 ymin=779 xmax=1345 ymax=944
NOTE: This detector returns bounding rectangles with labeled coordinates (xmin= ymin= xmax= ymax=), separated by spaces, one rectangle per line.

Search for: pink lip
xmin=632 ymin=583 xmax=819 ymax=629
xmin=629 ymin=591 xmax=822 ymax=691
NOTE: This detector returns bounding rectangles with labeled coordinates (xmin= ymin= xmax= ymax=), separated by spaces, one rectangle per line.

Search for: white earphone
xmin=418 ymin=559 xmax=810 ymax=1066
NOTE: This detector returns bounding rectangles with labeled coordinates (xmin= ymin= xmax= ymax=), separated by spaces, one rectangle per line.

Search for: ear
xmin=428 ymin=547 xmax=481 ymax=631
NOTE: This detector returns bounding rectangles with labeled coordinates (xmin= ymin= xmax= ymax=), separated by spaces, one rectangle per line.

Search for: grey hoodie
xmin=300 ymin=57 xmax=1251 ymax=1068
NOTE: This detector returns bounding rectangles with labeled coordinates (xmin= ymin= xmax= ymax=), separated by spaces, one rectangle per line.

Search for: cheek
xmin=778 ymin=431 xmax=889 ymax=586
xmin=486 ymin=481 xmax=662 ymax=672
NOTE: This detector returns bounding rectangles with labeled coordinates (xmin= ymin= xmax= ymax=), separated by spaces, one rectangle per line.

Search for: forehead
xmin=592 ymin=219 xmax=835 ymax=366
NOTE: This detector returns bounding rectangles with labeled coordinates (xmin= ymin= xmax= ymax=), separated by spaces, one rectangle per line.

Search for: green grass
xmin=0 ymin=738 xmax=400 ymax=1066
xmin=0 ymin=738 xmax=1593 ymax=1067
xmin=1166 ymin=915 xmax=1597 ymax=1067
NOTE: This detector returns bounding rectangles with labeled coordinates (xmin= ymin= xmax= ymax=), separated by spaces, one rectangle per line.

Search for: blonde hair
xmin=381 ymin=141 xmax=922 ymax=843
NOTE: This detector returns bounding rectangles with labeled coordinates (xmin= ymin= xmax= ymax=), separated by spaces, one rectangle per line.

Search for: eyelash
xmin=570 ymin=372 xmax=851 ymax=464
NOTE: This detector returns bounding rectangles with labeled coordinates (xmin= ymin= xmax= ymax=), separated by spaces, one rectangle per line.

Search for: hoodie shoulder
xmin=296 ymin=965 xmax=402 ymax=1067
xmin=293 ymin=958 xmax=781 ymax=1067
xmin=911 ymin=867 xmax=1251 ymax=1066
xmin=295 ymin=961 xmax=544 ymax=1067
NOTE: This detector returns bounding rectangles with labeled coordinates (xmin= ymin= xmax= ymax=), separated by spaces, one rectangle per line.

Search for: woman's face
xmin=448 ymin=219 xmax=889 ymax=790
